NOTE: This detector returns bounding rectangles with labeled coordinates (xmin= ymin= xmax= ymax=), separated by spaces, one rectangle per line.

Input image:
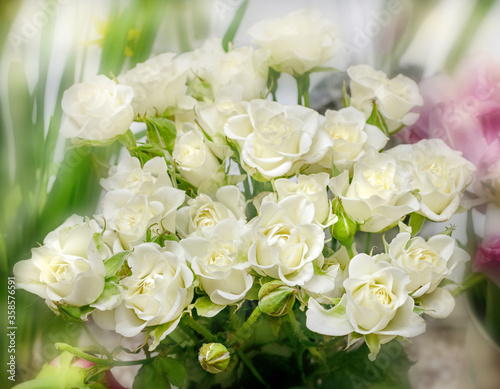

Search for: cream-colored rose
xmin=319 ymin=107 xmax=388 ymax=172
xmin=182 ymin=219 xmax=252 ymax=312
xmin=100 ymin=187 xmax=185 ymax=249
xmin=347 ymin=65 xmax=423 ymax=132
xmin=101 ymin=156 xmax=172 ymax=194
xmin=388 ymin=232 xmax=469 ymax=317
xmin=225 ymin=99 xmax=332 ymax=180
xmin=14 ymin=215 xmax=106 ymax=307
xmin=178 ymin=39 xmax=268 ymax=101
xmin=195 ymin=86 xmax=248 ymax=141
xmin=60 ymin=75 xmax=134 ymax=141
xmin=248 ymin=196 xmax=325 ymax=286
xmin=387 ymin=139 xmax=476 ymax=221
xmin=306 ymin=254 xmax=425 ymax=359
xmin=117 ymin=53 xmax=187 ymax=117
xmin=328 ymin=150 xmax=419 ymax=232
xmin=111 ymin=242 xmax=194 ymax=339
xmin=176 ymin=185 xmax=246 ymax=238
xmin=172 ymin=129 xmax=221 ymax=188
xmin=274 ymin=173 xmax=333 ymax=225
xmin=247 ymin=9 xmax=339 ymax=76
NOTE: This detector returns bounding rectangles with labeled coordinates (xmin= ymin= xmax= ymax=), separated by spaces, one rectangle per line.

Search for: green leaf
xmin=145 ymin=117 xmax=177 ymax=154
xmin=408 ymin=213 xmax=425 ymax=236
xmin=133 ymin=361 xmax=170 ymax=389
xmin=117 ymin=129 xmax=137 ymax=149
xmin=246 ymin=282 xmax=261 ymax=301
xmin=194 ymin=296 xmax=225 ymax=317
xmin=342 ymin=80 xmax=350 ymax=108
xmin=156 ymin=357 xmax=187 ymax=388
xmin=104 ymin=251 xmax=129 ymax=278
xmin=308 ymin=66 xmax=340 ymax=73
xmin=222 ymin=0 xmax=249 ymax=52
xmin=322 ymin=244 xmax=336 ymax=259
xmin=90 ymin=282 xmax=122 ymax=311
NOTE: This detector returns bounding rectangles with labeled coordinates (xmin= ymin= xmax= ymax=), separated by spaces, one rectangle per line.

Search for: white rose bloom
xmin=176 ymin=185 xmax=246 ymax=238
xmin=117 ymin=53 xmax=188 ymax=117
xmin=274 ymin=173 xmax=333 ymax=225
xmin=319 ymin=107 xmax=388 ymax=172
xmin=14 ymin=215 xmax=106 ymax=307
xmin=181 ymin=219 xmax=252 ymax=312
xmin=328 ymin=150 xmax=419 ymax=232
xmin=172 ymin=129 xmax=221 ymax=188
xmin=101 ymin=156 xmax=173 ymax=194
xmin=111 ymin=242 xmax=194 ymax=339
xmin=225 ymin=99 xmax=333 ymax=180
xmin=247 ymin=9 xmax=340 ymax=76
xmin=61 ymin=75 xmax=134 ymax=141
xmin=248 ymin=196 xmax=325 ymax=286
xmin=100 ymin=187 xmax=185 ymax=249
xmin=178 ymin=39 xmax=268 ymax=101
xmin=306 ymin=254 xmax=425 ymax=359
xmin=303 ymin=245 xmax=351 ymax=303
xmin=195 ymin=86 xmax=247 ymax=141
xmin=213 ymin=44 xmax=269 ymax=101
xmin=347 ymin=65 xmax=423 ymax=132
xmin=387 ymin=139 xmax=476 ymax=221
xmin=388 ymin=232 xmax=469 ymax=317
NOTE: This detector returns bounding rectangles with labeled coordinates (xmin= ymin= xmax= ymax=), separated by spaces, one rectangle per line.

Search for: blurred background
xmin=1 ymin=0 xmax=500 ymax=387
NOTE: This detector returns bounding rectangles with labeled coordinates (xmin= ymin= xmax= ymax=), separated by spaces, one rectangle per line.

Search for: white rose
xmin=274 ymin=173 xmax=333 ymax=225
xmin=181 ymin=219 xmax=252 ymax=312
xmin=302 ymin=245 xmax=351 ymax=303
xmin=178 ymin=39 xmax=268 ymax=101
xmin=306 ymin=254 xmax=425 ymax=359
xmin=117 ymin=53 xmax=188 ymax=117
xmin=61 ymin=75 xmax=134 ymax=141
xmin=319 ymin=107 xmax=388 ymax=172
xmin=111 ymin=242 xmax=194 ymax=339
xmin=101 ymin=156 xmax=173 ymax=194
xmin=195 ymin=86 xmax=247 ymax=142
xmin=388 ymin=232 xmax=469 ymax=317
xmin=176 ymin=185 xmax=246 ymax=238
xmin=387 ymin=139 xmax=476 ymax=221
xmin=247 ymin=9 xmax=339 ymax=76
xmin=172 ymin=129 xmax=221 ymax=188
xmin=347 ymin=65 xmax=423 ymax=132
xmin=100 ymin=187 xmax=185 ymax=249
xmin=248 ymin=196 xmax=325 ymax=286
xmin=14 ymin=215 xmax=106 ymax=307
xmin=225 ymin=99 xmax=333 ymax=180
xmin=328 ymin=150 xmax=419 ymax=232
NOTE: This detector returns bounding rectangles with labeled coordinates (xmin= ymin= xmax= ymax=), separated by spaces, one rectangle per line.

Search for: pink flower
xmin=474 ymin=237 xmax=500 ymax=287
xmin=400 ymin=56 xmax=500 ymax=203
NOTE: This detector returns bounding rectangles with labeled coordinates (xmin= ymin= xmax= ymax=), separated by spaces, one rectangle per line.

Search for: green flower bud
xmin=258 ymin=280 xmax=297 ymax=317
xmin=198 ymin=343 xmax=231 ymax=374
xmin=330 ymin=196 xmax=358 ymax=243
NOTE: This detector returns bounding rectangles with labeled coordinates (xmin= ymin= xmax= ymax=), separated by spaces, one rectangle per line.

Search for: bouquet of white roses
xmin=13 ymin=7 xmax=475 ymax=389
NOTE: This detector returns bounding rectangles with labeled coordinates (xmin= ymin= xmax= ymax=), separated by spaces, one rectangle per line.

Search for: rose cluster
xmin=15 ymin=8 xmax=474 ymax=372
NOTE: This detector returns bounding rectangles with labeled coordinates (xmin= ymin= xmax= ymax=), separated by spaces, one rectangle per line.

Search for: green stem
xmin=485 ymin=279 xmax=500 ymax=342
xmin=303 ymin=88 xmax=310 ymax=108
xmin=452 ymin=272 xmax=486 ymax=297
xmin=81 ymin=323 xmax=112 ymax=360
xmin=181 ymin=315 xmax=218 ymax=343
xmin=55 ymin=343 xmax=154 ymax=366
xmin=287 ymin=311 xmax=310 ymax=345
xmin=364 ymin=232 xmax=372 ymax=255
xmin=236 ymin=350 xmax=270 ymax=389
xmin=345 ymin=244 xmax=355 ymax=259
xmin=228 ymin=306 xmax=262 ymax=347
